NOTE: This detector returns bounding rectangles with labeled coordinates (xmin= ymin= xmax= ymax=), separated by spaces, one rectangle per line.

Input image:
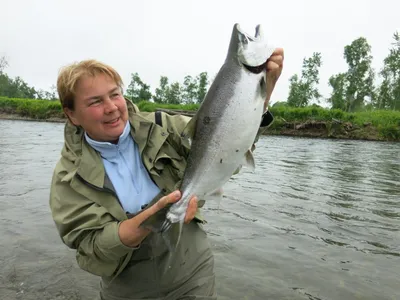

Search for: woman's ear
xmin=63 ymin=107 xmax=80 ymax=126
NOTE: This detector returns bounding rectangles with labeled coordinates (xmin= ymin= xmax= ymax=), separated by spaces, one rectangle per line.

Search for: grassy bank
xmin=1 ymin=97 xmax=399 ymax=141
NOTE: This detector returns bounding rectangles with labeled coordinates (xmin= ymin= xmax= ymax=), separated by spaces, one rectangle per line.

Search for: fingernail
xmin=174 ymin=191 xmax=180 ymax=198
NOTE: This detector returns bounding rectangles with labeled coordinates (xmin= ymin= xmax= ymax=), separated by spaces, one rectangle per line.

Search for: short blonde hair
xmin=57 ymin=59 xmax=123 ymax=110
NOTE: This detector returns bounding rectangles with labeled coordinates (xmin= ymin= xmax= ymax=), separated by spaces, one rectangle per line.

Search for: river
xmin=0 ymin=119 xmax=399 ymax=300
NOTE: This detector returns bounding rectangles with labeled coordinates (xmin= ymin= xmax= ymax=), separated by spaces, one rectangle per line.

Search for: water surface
xmin=0 ymin=119 xmax=399 ymax=300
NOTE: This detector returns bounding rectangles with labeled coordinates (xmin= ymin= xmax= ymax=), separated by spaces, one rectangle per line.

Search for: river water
xmin=0 ymin=119 xmax=399 ymax=300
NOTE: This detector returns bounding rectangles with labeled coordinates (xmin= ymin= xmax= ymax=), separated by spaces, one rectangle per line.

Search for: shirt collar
xmin=84 ymin=121 xmax=131 ymax=160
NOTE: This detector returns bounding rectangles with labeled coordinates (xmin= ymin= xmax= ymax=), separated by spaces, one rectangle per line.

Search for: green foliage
xmin=136 ymin=100 xmax=199 ymax=112
xmin=328 ymin=73 xmax=347 ymax=110
xmin=0 ymin=97 xmax=63 ymax=119
xmin=152 ymin=72 xmax=209 ymax=104
xmin=378 ymin=31 xmax=400 ymax=110
xmin=182 ymin=75 xmax=198 ymax=104
xmin=1 ymin=97 xmax=399 ymax=141
xmin=164 ymin=82 xmax=182 ymax=104
xmin=287 ymin=52 xmax=322 ymax=107
xmin=0 ymin=56 xmax=57 ymax=100
xmin=343 ymin=37 xmax=375 ymax=112
xmin=125 ymin=72 xmax=152 ymax=103
xmin=269 ymin=105 xmax=400 ymax=140
xmin=196 ymin=72 xmax=209 ymax=104
xmin=153 ymin=76 xmax=169 ymax=104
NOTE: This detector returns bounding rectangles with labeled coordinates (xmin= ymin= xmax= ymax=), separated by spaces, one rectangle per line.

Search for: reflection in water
xmin=0 ymin=120 xmax=399 ymax=300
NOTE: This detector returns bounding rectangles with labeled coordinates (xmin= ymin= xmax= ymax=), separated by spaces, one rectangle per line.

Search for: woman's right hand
xmin=118 ymin=190 xmax=198 ymax=248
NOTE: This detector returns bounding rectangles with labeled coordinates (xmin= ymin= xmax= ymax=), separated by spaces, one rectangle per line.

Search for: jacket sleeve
xmin=49 ymin=165 xmax=134 ymax=277
xmin=159 ymin=112 xmax=193 ymax=157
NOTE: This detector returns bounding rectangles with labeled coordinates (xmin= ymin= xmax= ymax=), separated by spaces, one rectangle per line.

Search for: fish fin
xmin=243 ymin=150 xmax=255 ymax=172
xmin=158 ymin=219 xmax=185 ymax=276
xmin=255 ymin=24 xmax=263 ymax=39
xmin=161 ymin=217 xmax=184 ymax=252
xmin=204 ymin=187 xmax=224 ymax=202
xmin=232 ymin=164 xmax=243 ymax=176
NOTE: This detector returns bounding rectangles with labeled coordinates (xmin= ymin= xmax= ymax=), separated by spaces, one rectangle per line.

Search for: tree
xmin=287 ymin=52 xmax=322 ymax=107
xmin=377 ymin=72 xmax=392 ymax=109
xmin=378 ymin=31 xmax=400 ymax=110
xmin=153 ymin=76 xmax=169 ymax=104
xmin=182 ymin=75 xmax=198 ymax=104
xmin=343 ymin=37 xmax=374 ymax=111
xmin=196 ymin=72 xmax=209 ymax=104
xmin=125 ymin=73 xmax=152 ymax=103
xmin=164 ymin=82 xmax=182 ymax=104
xmin=287 ymin=74 xmax=303 ymax=107
xmin=328 ymin=73 xmax=347 ymax=110
xmin=0 ymin=56 xmax=8 ymax=73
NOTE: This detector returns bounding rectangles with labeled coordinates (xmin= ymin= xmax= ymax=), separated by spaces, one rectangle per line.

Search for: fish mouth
xmin=235 ymin=23 xmax=262 ymax=42
xmin=243 ymin=61 xmax=268 ymax=74
xmin=233 ymin=23 xmax=275 ymax=70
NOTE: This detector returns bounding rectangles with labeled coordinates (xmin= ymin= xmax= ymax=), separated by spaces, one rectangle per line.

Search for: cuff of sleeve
xmin=97 ymin=222 xmax=140 ymax=260
xmin=260 ymin=110 xmax=274 ymax=128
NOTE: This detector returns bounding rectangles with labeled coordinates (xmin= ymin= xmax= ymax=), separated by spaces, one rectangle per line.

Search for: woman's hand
xmin=118 ymin=190 xmax=198 ymax=247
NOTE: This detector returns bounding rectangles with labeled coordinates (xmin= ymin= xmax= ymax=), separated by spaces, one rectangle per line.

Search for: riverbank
xmin=0 ymin=111 xmax=395 ymax=142
xmin=1 ymin=97 xmax=399 ymax=142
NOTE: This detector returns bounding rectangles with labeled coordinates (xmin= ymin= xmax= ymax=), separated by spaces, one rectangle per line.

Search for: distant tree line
xmin=0 ymin=56 xmax=57 ymax=100
xmin=0 ymin=56 xmax=210 ymax=105
xmin=124 ymin=72 xmax=209 ymax=105
xmin=285 ymin=30 xmax=400 ymax=111
xmin=1 ymin=30 xmax=399 ymax=112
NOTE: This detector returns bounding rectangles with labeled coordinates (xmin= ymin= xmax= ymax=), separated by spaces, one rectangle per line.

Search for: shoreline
xmin=0 ymin=113 xmax=66 ymax=123
xmin=0 ymin=113 xmax=398 ymax=142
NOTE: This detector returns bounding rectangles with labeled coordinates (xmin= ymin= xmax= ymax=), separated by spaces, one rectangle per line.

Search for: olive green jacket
xmin=49 ymin=99 xmax=272 ymax=280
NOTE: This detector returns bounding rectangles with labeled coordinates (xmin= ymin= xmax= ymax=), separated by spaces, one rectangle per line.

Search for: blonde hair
xmin=57 ymin=59 xmax=123 ymax=110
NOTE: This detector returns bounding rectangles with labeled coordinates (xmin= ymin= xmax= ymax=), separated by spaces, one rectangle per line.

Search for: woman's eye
xmin=90 ymin=100 xmax=101 ymax=106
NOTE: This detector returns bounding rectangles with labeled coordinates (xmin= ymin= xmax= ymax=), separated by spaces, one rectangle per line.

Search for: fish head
xmin=227 ymin=23 xmax=275 ymax=70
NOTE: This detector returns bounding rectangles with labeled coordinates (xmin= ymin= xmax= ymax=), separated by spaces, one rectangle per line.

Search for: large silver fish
xmin=146 ymin=23 xmax=275 ymax=249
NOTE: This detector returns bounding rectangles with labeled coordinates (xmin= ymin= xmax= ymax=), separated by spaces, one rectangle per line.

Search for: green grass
xmin=1 ymin=97 xmax=399 ymax=140
xmin=136 ymin=100 xmax=200 ymax=112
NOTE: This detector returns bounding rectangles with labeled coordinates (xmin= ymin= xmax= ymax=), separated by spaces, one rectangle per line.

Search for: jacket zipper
xmin=75 ymin=173 xmax=124 ymax=208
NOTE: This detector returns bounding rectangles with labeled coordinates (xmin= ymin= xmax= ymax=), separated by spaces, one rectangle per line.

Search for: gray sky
xmin=1 ymin=0 xmax=399 ymax=105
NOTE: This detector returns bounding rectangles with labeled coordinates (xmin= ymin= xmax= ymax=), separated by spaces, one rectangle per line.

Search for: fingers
xmin=184 ymin=196 xmax=198 ymax=224
xmin=273 ymin=47 xmax=284 ymax=58
xmin=267 ymin=60 xmax=281 ymax=71
xmin=267 ymin=49 xmax=284 ymax=70
xmin=136 ymin=190 xmax=181 ymax=224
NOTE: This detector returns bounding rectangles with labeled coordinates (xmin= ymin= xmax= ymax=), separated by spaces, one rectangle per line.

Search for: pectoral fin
xmin=244 ymin=149 xmax=255 ymax=172
xmin=204 ymin=187 xmax=224 ymax=202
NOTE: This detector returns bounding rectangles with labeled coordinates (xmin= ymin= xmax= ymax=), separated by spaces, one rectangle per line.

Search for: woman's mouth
xmin=104 ymin=117 xmax=120 ymax=125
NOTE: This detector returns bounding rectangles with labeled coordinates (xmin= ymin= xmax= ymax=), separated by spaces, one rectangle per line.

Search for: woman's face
xmin=65 ymin=73 xmax=129 ymax=143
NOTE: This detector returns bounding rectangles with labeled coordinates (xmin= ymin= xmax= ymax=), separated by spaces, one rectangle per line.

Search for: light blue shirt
xmin=84 ymin=121 xmax=161 ymax=214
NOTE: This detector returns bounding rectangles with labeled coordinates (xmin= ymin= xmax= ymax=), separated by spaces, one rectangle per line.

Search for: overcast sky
xmin=1 ymin=0 xmax=399 ymax=105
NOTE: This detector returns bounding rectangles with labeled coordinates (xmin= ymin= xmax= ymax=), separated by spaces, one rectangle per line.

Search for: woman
xmin=49 ymin=49 xmax=284 ymax=300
